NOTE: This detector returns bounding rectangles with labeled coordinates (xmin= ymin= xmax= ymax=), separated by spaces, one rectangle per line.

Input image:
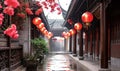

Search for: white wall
xmin=49 ymin=36 xmax=64 ymax=52
xmin=19 ymin=17 xmax=31 ymax=56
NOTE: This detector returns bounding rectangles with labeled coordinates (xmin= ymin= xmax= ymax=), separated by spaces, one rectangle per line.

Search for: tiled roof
xmin=51 ymin=28 xmax=67 ymax=36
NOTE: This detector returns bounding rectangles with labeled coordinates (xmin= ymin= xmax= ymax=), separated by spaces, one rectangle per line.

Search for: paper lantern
xmin=32 ymin=17 xmax=42 ymax=25
xmin=81 ymin=11 xmax=93 ymax=25
xmin=67 ymin=19 xmax=73 ymax=25
xmin=66 ymin=32 xmax=70 ymax=37
xmin=43 ymin=30 xmax=48 ymax=35
xmin=74 ymin=22 xmax=82 ymax=31
xmin=40 ymin=27 xmax=46 ymax=32
xmin=47 ymin=32 xmax=53 ymax=39
xmin=37 ymin=23 xmax=44 ymax=29
xmin=62 ymin=31 xmax=66 ymax=36
xmin=69 ymin=29 xmax=76 ymax=35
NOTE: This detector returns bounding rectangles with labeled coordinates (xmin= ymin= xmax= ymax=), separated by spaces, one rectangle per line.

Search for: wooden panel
xmin=0 ymin=34 xmax=6 ymax=38
xmin=11 ymin=43 xmax=19 ymax=47
xmin=0 ymin=47 xmax=9 ymax=50
xmin=0 ymin=29 xmax=7 ymax=47
xmin=0 ymin=42 xmax=7 ymax=47
xmin=111 ymin=44 xmax=120 ymax=58
xmin=0 ymin=38 xmax=7 ymax=42
xmin=0 ymin=50 xmax=9 ymax=70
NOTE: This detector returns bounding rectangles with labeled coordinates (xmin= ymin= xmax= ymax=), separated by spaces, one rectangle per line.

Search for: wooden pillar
xmin=7 ymin=36 xmax=11 ymax=71
xmin=95 ymin=28 xmax=99 ymax=58
xmin=107 ymin=22 xmax=111 ymax=60
xmin=85 ymin=31 xmax=88 ymax=54
xmin=118 ymin=24 xmax=120 ymax=42
xmin=73 ymin=33 xmax=77 ymax=56
xmin=64 ymin=38 xmax=67 ymax=50
xmin=100 ymin=1 xmax=109 ymax=69
xmin=64 ymin=39 xmax=67 ymax=51
xmin=71 ymin=35 xmax=74 ymax=54
xmin=79 ymin=29 xmax=84 ymax=60
xmin=106 ymin=5 xmax=111 ymax=60
xmin=90 ymin=32 xmax=93 ymax=55
xmin=69 ymin=36 xmax=72 ymax=53
xmin=8 ymin=16 xmax=11 ymax=71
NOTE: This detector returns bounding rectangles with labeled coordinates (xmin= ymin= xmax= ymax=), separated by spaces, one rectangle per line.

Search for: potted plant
xmin=31 ymin=37 xmax=48 ymax=63
xmin=25 ymin=37 xmax=48 ymax=71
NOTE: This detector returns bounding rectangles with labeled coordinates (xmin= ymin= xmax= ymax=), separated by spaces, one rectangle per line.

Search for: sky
xmin=35 ymin=0 xmax=72 ymax=28
xmin=42 ymin=0 xmax=72 ymax=19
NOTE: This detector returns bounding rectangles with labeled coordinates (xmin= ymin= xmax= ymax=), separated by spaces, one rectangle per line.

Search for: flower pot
xmin=26 ymin=60 xmax=38 ymax=71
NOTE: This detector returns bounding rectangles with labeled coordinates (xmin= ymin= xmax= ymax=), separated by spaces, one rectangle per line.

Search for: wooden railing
xmin=0 ymin=29 xmax=23 ymax=70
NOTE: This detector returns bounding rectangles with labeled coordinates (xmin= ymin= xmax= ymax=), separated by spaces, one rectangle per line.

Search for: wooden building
xmin=64 ymin=0 xmax=120 ymax=70
xmin=0 ymin=0 xmax=50 ymax=70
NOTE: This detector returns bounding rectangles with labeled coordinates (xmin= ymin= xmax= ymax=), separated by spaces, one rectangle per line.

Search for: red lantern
xmin=47 ymin=32 xmax=53 ymax=39
xmin=62 ymin=31 xmax=66 ymax=36
xmin=43 ymin=30 xmax=48 ymax=35
xmin=81 ymin=11 xmax=93 ymax=24
xmin=67 ymin=19 xmax=73 ymax=25
xmin=66 ymin=32 xmax=70 ymax=37
xmin=74 ymin=22 xmax=82 ymax=31
xmin=37 ymin=23 xmax=44 ymax=29
xmin=40 ymin=27 xmax=46 ymax=32
xmin=69 ymin=29 xmax=76 ymax=35
xmin=48 ymin=32 xmax=53 ymax=36
xmin=32 ymin=17 xmax=42 ymax=25
xmin=62 ymin=32 xmax=68 ymax=38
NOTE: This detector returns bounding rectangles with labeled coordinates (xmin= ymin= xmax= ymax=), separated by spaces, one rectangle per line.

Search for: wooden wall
xmin=0 ymin=0 xmax=23 ymax=69
xmin=108 ymin=0 xmax=120 ymax=58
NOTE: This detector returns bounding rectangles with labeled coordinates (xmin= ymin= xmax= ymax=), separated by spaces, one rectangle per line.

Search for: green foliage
xmin=27 ymin=37 xmax=48 ymax=61
xmin=31 ymin=37 xmax=48 ymax=54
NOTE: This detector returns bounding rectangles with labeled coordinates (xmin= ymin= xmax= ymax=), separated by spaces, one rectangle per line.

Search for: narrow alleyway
xmin=44 ymin=53 xmax=75 ymax=71
xmin=14 ymin=53 xmax=78 ymax=71
xmin=1 ymin=0 xmax=120 ymax=71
